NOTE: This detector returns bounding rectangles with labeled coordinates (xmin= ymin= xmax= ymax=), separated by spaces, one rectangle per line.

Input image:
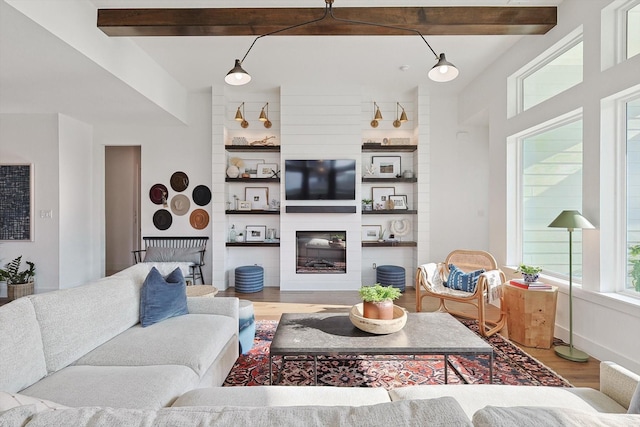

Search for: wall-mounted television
xmin=285 ymin=160 xmax=356 ymax=201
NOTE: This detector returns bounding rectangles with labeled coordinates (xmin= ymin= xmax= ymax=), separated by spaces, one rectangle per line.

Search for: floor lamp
xmin=548 ymin=210 xmax=595 ymax=362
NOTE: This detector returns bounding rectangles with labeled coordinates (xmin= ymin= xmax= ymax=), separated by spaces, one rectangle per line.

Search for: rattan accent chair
xmin=415 ymin=249 xmax=507 ymax=337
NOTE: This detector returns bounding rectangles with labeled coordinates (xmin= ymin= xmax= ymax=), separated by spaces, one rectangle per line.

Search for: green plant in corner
xmin=358 ymin=283 xmax=401 ymax=302
xmin=629 ymin=245 xmax=640 ymax=292
xmin=0 ymin=256 xmax=36 ymax=285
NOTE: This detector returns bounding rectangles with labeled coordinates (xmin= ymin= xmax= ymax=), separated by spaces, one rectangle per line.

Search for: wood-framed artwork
xmin=371 ymin=187 xmax=395 ymax=211
xmin=389 ymin=194 xmax=408 ymax=210
xmin=372 ymin=155 xmax=401 ymax=178
xmin=361 ymin=225 xmax=382 ymax=242
xmin=246 ymin=225 xmax=267 ymax=242
xmin=237 ymin=200 xmax=251 ymax=211
xmin=245 ymin=187 xmax=269 ymax=210
xmin=257 ymin=163 xmax=278 ymax=178
xmin=0 ymin=164 xmax=33 ymax=241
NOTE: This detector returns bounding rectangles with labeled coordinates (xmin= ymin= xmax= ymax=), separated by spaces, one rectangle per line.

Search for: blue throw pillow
xmin=140 ymin=267 xmax=188 ymax=327
xmin=445 ymin=264 xmax=485 ymax=293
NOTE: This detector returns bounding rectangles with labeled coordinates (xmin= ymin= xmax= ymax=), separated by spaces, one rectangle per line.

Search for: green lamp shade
xmin=548 ymin=210 xmax=595 ymax=230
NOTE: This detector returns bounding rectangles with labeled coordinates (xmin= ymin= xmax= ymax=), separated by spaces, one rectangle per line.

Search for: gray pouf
xmin=235 ymin=265 xmax=264 ymax=293
xmin=376 ymin=265 xmax=406 ymax=292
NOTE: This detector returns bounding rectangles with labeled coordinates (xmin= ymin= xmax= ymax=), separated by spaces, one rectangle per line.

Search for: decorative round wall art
xmin=192 ymin=185 xmax=212 ymax=206
xmin=152 ymin=209 xmax=173 ymax=230
xmin=189 ymin=209 xmax=209 ymax=230
xmin=149 ymin=184 xmax=168 ymax=205
xmin=170 ymin=194 xmax=190 ymax=216
xmin=170 ymin=171 xmax=189 ymax=192
xmin=390 ymin=219 xmax=411 ymax=237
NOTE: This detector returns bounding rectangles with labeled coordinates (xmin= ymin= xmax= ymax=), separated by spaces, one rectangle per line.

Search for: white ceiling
xmin=0 ymin=0 xmax=563 ymax=125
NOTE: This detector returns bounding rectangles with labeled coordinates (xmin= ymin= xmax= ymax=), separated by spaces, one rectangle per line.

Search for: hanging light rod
xmin=225 ymin=0 xmax=458 ymax=86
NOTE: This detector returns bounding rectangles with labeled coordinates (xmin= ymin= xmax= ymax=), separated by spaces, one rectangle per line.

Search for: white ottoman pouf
xmin=238 ymin=300 xmax=256 ymax=354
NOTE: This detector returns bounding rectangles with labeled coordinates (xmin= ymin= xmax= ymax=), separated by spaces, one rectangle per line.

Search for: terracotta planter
xmin=362 ymin=300 xmax=394 ymax=320
xmin=8 ymin=282 xmax=34 ymax=301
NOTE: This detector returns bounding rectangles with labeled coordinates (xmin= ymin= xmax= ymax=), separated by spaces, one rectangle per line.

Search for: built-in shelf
xmin=286 ymin=206 xmax=357 ymax=213
xmin=225 ymin=210 xmax=280 ymax=215
xmin=225 ymin=177 xmax=279 ymax=183
xmin=362 ymin=241 xmax=417 ymax=247
xmin=362 ymin=210 xmax=417 ymax=215
xmin=362 ymin=177 xmax=417 ymax=183
xmin=225 ymin=145 xmax=281 ymax=152
xmin=361 ymin=144 xmax=417 ymax=152
xmin=226 ymin=242 xmax=280 ymax=247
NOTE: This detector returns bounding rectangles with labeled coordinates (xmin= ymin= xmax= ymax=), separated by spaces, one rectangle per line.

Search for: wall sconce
xmin=259 ymin=102 xmax=272 ymax=128
xmin=234 ymin=102 xmax=249 ymax=128
xmin=370 ymin=102 xmax=383 ymax=128
xmin=393 ymin=102 xmax=408 ymax=128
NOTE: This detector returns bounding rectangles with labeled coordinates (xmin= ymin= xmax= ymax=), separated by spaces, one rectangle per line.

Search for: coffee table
xmin=269 ymin=311 xmax=493 ymax=385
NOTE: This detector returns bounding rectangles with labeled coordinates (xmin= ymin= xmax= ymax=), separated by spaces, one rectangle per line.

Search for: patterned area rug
xmin=223 ymin=319 xmax=572 ymax=389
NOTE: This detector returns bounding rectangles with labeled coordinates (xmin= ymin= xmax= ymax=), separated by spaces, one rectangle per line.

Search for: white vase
xmin=226 ymin=165 xmax=240 ymax=178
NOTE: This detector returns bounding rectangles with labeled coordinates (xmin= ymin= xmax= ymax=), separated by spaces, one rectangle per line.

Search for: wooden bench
xmin=133 ymin=236 xmax=209 ymax=284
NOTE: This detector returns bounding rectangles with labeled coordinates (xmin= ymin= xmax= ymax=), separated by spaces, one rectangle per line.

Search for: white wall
xmin=459 ymin=0 xmax=640 ymax=373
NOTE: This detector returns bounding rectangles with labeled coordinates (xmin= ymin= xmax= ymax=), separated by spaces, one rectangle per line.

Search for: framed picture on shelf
xmin=361 ymin=225 xmax=382 ymax=241
xmin=246 ymin=225 xmax=267 ymax=242
xmin=257 ymin=163 xmax=278 ymax=178
xmin=241 ymin=158 xmax=265 ymax=178
xmin=389 ymin=194 xmax=408 ymax=210
xmin=372 ymin=156 xmax=401 ymax=178
xmin=237 ymin=200 xmax=251 ymax=211
xmin=245 ymin=187 xmax=269 ymax=210
xmin=372 ymin=187 xmax=395 ymax=211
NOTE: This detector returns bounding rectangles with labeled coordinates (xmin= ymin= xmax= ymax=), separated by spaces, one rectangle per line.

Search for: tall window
xmin=521 ymin=41 xmax=583 ymax=111
xmin=626 ymin=2 xmax=640 ymax=59
xmin=627 ymin=97 xmax=640 ymax=292
xmin=521 ymin=119 xmax=583 ymax=278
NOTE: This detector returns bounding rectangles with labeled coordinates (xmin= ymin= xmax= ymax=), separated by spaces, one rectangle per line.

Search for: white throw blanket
xmin=480 ymin=270 xmax=503 ymax=304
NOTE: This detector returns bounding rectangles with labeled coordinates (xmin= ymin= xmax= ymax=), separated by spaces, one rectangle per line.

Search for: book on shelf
xmin=509 ymin=279 xmax=553 ymax=290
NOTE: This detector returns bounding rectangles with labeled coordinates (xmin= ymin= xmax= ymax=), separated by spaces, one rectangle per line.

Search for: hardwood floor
xmin=217 ymin=286 xmax=601 ymax=389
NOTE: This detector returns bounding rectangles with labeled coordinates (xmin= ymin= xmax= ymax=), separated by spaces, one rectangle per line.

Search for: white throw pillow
xmin=0 ymin=391 xmax=68 ymax=412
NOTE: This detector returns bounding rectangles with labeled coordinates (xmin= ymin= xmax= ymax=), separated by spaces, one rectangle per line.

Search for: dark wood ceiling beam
xmin=97 ymin=7 xmax=556 ymax=37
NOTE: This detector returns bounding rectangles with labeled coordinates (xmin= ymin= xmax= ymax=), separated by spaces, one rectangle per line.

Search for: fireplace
xmin=296 ymin=231 xmax=346 ymax=274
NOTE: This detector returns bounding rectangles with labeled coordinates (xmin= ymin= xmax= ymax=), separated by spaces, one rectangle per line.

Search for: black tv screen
xmin=285 ymin=160 xmax=356 ymax=200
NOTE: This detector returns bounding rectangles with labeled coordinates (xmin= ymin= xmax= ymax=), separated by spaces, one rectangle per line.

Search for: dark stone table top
xmin=270 ymin=312 xmax=492 ymax=356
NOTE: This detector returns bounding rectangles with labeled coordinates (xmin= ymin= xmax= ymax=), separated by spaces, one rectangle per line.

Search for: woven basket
xmin=8 ymin=282 xmax=34 ymax=301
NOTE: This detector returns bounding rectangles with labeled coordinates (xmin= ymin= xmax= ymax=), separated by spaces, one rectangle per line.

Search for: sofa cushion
xmin=0 ymin=391 xmax=68 ymax=412
xmin=75 ymin=314 xmax=236 ymax=377
xmin=173 ymin=386 xmax=392 ymax=407
xmin=27 ymin=276 xmax=140 ymax=373
xmin=8 ymin=397 xmax=472 ymax=427
xmin=20 ymin=364 xmax=199 ymax=410
xmin=140 ymin=267 xmax=188 ymax=327
xmin=472 ymin=405 xmax=640 ymax=427
xmin=143 ymin=247 xmax=203 ymax=264
xmin=629 ymin=382 xmax=640 ymax=414
xmin=112 ymin=262 xmax=193 ymax=285
xmin=445 ymin=264 xmax=484 ymax=293
xmin=0 ymin=298 xmax=48 ymax=392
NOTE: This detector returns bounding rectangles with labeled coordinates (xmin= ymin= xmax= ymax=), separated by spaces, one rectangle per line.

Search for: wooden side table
xmin=186 ymin=285 xmax=218 ymax=298
xmin=503 ymin=283 xmax=558 ymax=349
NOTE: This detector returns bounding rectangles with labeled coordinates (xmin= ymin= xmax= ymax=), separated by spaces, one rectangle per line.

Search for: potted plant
xmin=0 ymin=256 xmax=36 ymax=301
xmin=362 ymin=198 xmax=373 ymax=211
xmin=516 ymin=264 xmax=542 ymax=284
xmin=629 ymin=245 xmax=640 ymax=292
xmin=358 ymin=283 xmax=401 ymax=320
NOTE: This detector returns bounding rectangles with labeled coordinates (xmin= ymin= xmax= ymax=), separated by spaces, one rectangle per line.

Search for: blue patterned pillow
xmin=445 ymin=264 xmax=485 ymax=293
xmin=140 ymin=267 xmax=188 ymax=327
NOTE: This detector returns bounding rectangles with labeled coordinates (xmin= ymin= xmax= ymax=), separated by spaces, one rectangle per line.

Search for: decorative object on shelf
xmin=236 ymin=232 xmax=245 ymax=243
xmin=228 ymin=224 xmax=237 ymax=242
xmin=246 ymin=225 xmax=267 ymax=242
xmin=234 ymin=102 xmax=249 ymax=128
xmin=232 ymin=136 xmax=248 ymax=146
xmin=403 ymin=170 xmax=413 ymax=179
xmin=189 ymin=209 xmax=209 ymax=230
xmin=364 ymin=163 xmax=376 ymax=176
xmin=237 ymin=200 xmax=251 ymax=211
xmin=258 ymin=102 xmax=272 ymax=128
xmin=169 ymin=171 xmax=189 ymax=192
xmin=0 ymin=164 xmax=32 ymax=241
xmin=548 ymin=209 xmax=595 ymax=362
xmin=192 ymin=185 xmax=211 ymax=206
xmin=370 ymin=101 xmax=383 ymax=128
xmin=390 ymin=219 xmax=411 ymax=237
xmin=149 ymin=183 xmax=168 ymax=206
xmin=266 ymin=228 xmax=277 ymax=242
xmin=170 ymin=194 xmax=190 ymax=216
xmin=249 ymin=135 xmax=277 ymax=146
xmin=227 ymin=157 xmax=244 ymax=178
xmin=245 ymin=187 xmax=269 ymax=210
xmin=389 ymin=195 xmax=408 ymax=210
xmin=362 ymin=198 xmax=373 ymax=211
xmin=241 ymin=158 xmax=265 ymax=177
xmin=389 ymin=138 xmax=412 ymax=145
xmin=372 ymin=187 xmax=395 ymax=210
xmin=269 ymin=199 xmax=280 ymax=211
xmin=372 ymin=156 xmax=401 ymax=178
xmin=361 ymin=225 xmax=382 ymax=241
xmin=257 ymin=163 xmax=278 ymax=178
xmin=357 ymin=283 xmax=402 ymax=320
xmin=0 ymin=256 xmax=35 ymax=301
xmin=393 ymin=102 xmax=409 ymax=128
xmin=152 ymin=209 xmax=172 ymax=230
xmin=349 ymin=303 xmax=407 ymax=335
xmin=515 ymin=264 xmax=543 ymax=284
xmin=224 ymin=1 xmax=458 ymax=86
xmin=362 ymin=139 xmax=382 ymax=148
